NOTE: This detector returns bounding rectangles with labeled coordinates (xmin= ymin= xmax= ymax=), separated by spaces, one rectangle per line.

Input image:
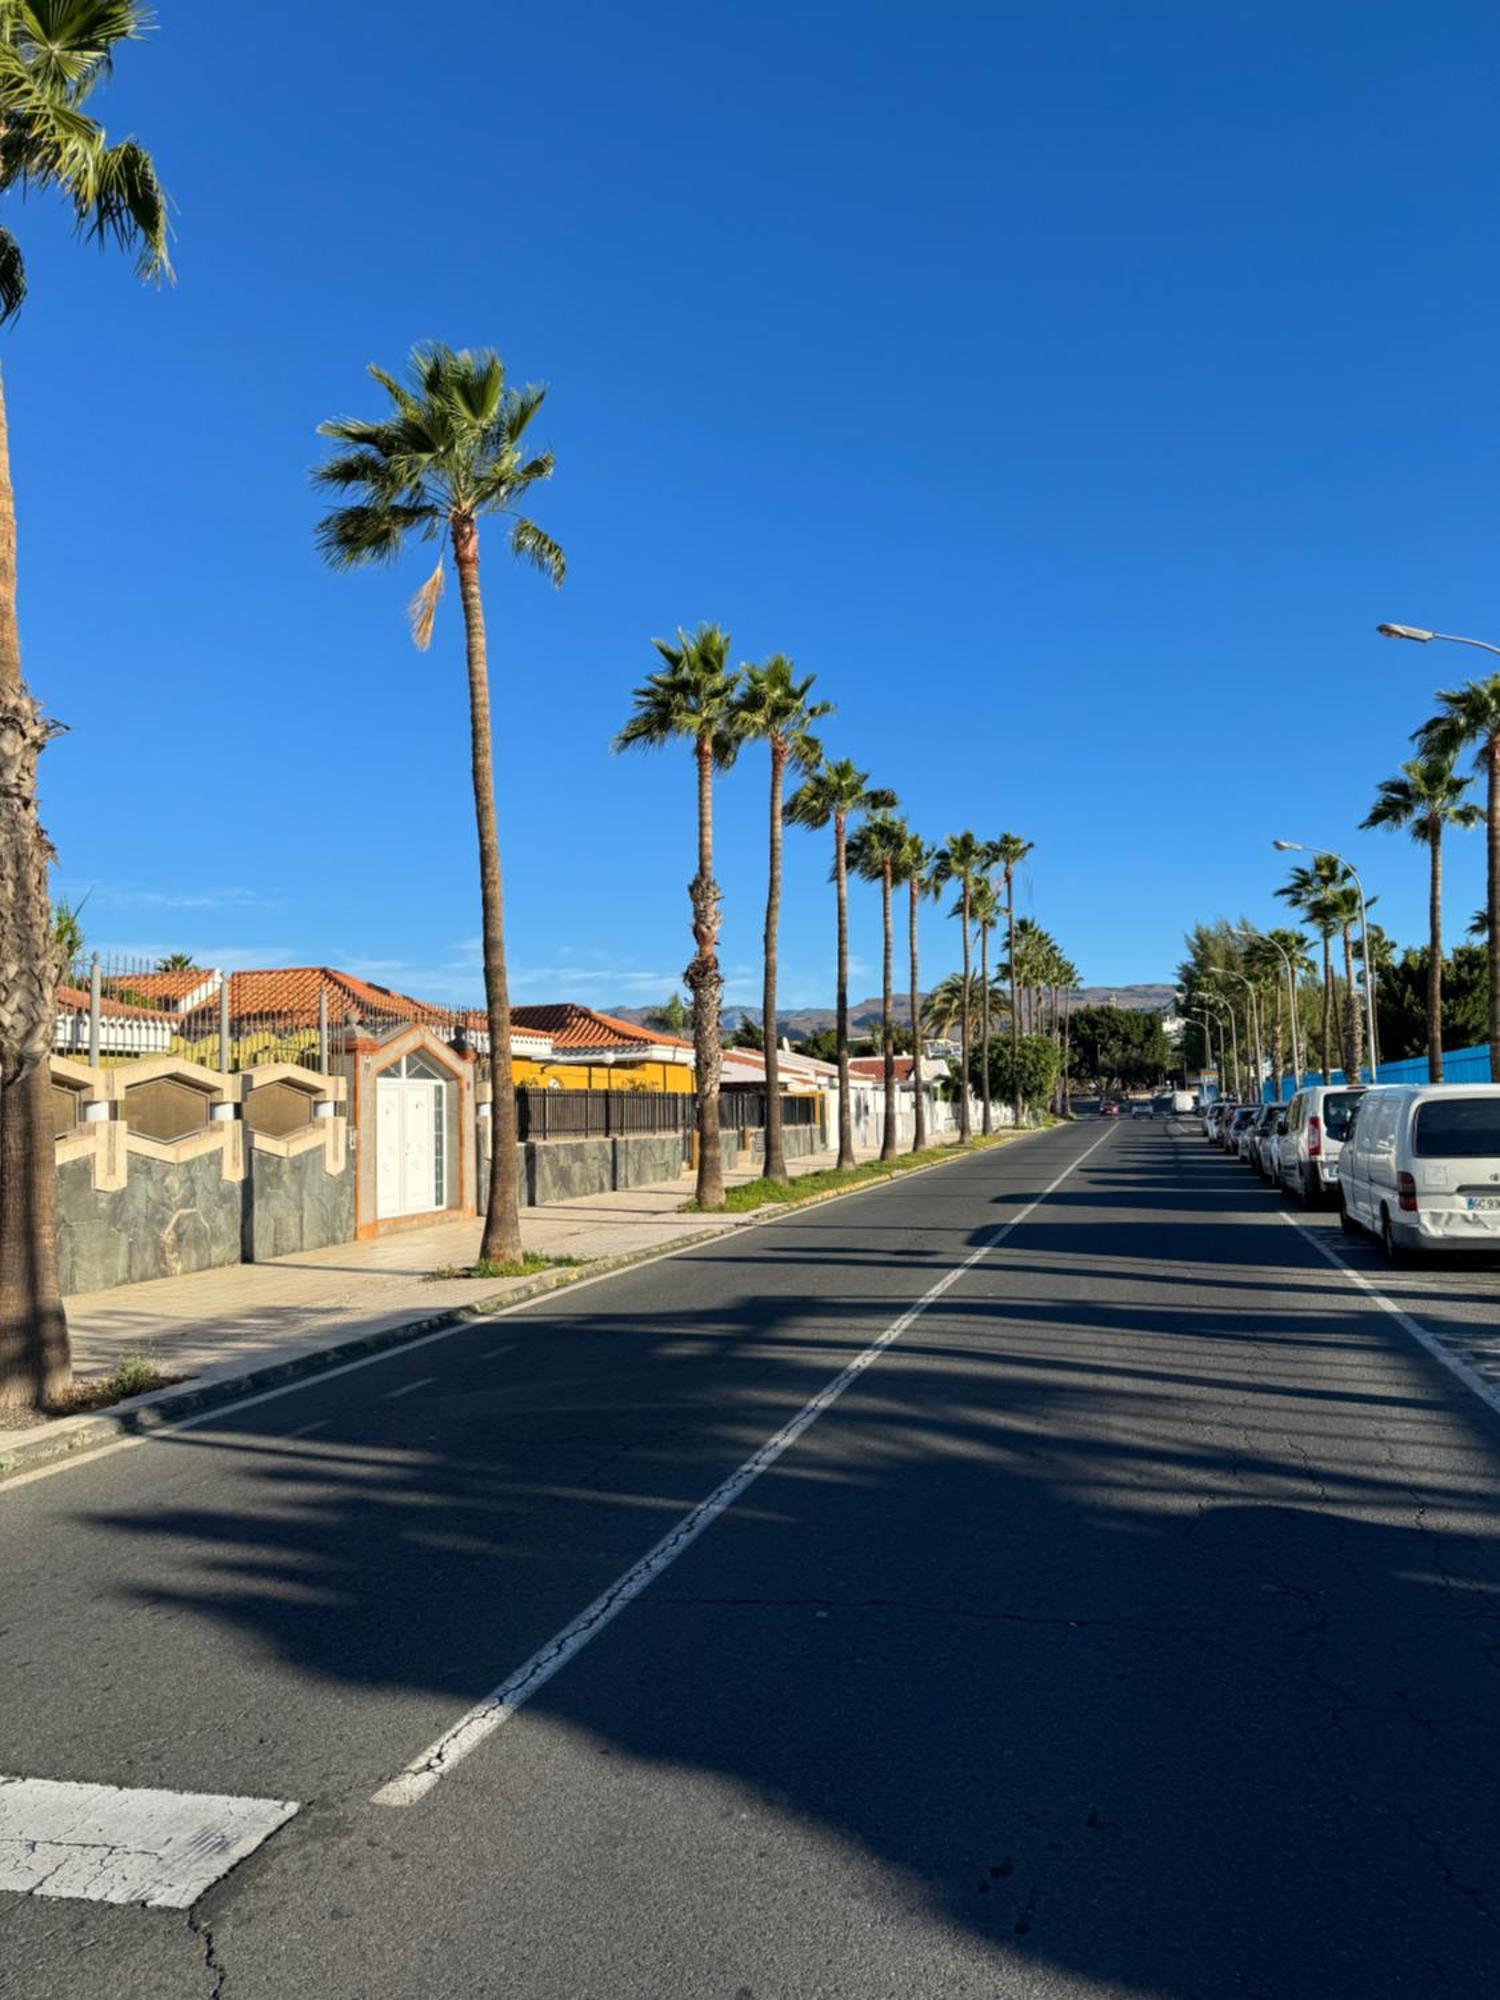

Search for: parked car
xmin=1339 ymin=1084 xmax=1500 ymax=1260
xmin=1227 ymin=1106 xmax=1260 ymax=1157
xmin=1205 ymin=1101 xmax=1234 ymax=1143
xmin=1248 ymin=1103 xmax=1285 ymax=1178
xmin=1276 ymin=1084 xmax=1367 ymax=1208
xmin=1101 ymin=1100 xmax=1123 ymax=1117
xmin=1130 ymin=1102 xmax=1154 ymax=1119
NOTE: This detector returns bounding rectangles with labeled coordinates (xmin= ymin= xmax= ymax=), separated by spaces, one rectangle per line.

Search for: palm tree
xmin=1324 ymin=882 xmax=1365 ymax=1084
xmin=1361 ymin=754 xmax=1481 ymax=1082
xmin=968 ymin=873 xmax=1002 ymax=1134
xmin=893 ymin=832 xmax=939 ymax=1151
xmin=733 ymin=656 xmax=829 ymax=1182
xmin=994 ymin=833 xmax=1032 ymax=1125
xmin=1258 ymin=928 xmax=1313 ymax=1093
xmin=788 ymin=759 xmax=897 ymax=1170
xmin=1416 ymin=682 xmax=1500 ymax=1081
xmin=1277 ymin=857 xmax=1345 ymax=1084
xmin=0 ymin=1 xmax=168 ymax=1410
xmin=847 ymin=811 xmax=908 ymax=1160
xmin=617 ymin=626 xmax=740 ymax=1207
xmin=157 ymin=952 xmax=196 ymax=972
xmin=315 ymin=343 xmax=564 ymax=1264
xmin=933 ymin=831 xmax=986 ymax=1142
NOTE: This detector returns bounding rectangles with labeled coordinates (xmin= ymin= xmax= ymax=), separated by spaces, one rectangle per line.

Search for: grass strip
xmin=427 ymin=1252 xmax=587 ymax=1282
xmin=686 ymin=1125 xmax=1050 ymax=1214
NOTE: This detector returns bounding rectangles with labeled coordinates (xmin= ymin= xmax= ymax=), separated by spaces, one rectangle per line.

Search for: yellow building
xmin=509 ymin=1004 xmax=695 ymax=1094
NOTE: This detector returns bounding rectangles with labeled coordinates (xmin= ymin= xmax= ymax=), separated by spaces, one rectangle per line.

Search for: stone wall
xmin=57 ymin=1150 xmax=243 ymax=1296
xmin=244 ymin=1142 xmax=356 ymax=1263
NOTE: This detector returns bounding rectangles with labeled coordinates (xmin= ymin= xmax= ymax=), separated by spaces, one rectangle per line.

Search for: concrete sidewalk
xmin=0 ymin=1131 xmax=990 ymax=1469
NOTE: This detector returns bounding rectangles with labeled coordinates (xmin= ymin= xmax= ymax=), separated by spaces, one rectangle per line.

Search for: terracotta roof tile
xmin=510 ymin=1004 xmax=694 ymax=1056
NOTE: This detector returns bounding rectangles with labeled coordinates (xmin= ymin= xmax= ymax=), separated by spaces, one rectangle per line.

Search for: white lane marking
xmin=383 ymin=1377 xmax=435 ymax=1401
xmin=1282 ymin=1213 xmax=1500 ymax=1423
xmin=0 ymin=1776 xmax=297 ymax=1908
xmin=372 ymin=1127 xmax=1114 ymax=1807
xmin=284 ymin=1419 xmax=329 ymax=1439
xmin=482 ymin=1345 xmax=517 ymax=1360
xmin=2 ymin=1132 xmax=1062 ymax=1497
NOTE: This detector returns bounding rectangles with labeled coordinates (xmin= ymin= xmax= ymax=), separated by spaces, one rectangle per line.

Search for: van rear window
xmin=1413 ymin=1099 xmax=1500 ymax=1159
xmin=1322 ymin=1092 xmax=1361 ymax=1142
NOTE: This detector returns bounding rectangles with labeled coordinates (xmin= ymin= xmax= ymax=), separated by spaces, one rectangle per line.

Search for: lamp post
xmin=1225 ymin=969 xmax=1265 ymax=1103
xmin=1273 ymin=840 xmax=1379 ymax=1083
xmin=1203 ymin=989 xmax=1240 ymax=1098
xmin=1234 ymin=927 xmax=1302 ymax=1093
xmin=1193 ymin=1009 xmax=1221 ymax=1096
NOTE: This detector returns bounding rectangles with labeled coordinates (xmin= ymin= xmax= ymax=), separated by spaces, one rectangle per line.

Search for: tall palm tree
xmin=1361 ymin=753 xmax=1481 ymax=1082
xmin=1277 ymin=857 xmax=1345 ymax=1084
xmin=847 ymin=811 xmax=907 ymax=1160
xmin=969 ymin=873 xmax=1002 ymax=1134
xmin=933 ymin=831 xmax=986 ymax=1142
xmin=733 ymin=656 xmax=829 ymax=1182
xmin=1323 ymin=882 xmax=1365 ymax=1084
xmin=892 ymin=831 xmax=938 ymax=1151
xmin=1258 ymin=928 xmax=1313 ymax=1093
xmin=788 ymin=759 xmax=897 ymax=1170
xmin=617 ymin=626 xmax=740 ymax=1207
xmin=994 ymin=833 xmax=1032 ymax=1125
xmin=1416 ymin=682 xmax=1500 ymax=1081
xmin=0 ymin=0 xmax=168 ymax=1410
xmin=315 ymin=344 xmax=563 ymax=1264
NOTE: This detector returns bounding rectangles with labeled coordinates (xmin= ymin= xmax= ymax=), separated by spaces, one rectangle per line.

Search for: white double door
xmin=376 ymin=1075 xmax=444 ymax=1219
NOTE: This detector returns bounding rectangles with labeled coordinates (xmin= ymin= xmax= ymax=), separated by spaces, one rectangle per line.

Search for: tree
xmin=1361 ymin=753 xmax=1480 ymax=1082
xmin=968 ymin=871 xmax=1002 ymax=1134
xmin=157 ymin=952 xmax=197 ymax=972
xmin=972 ymin=1032 xmax=1060 ymax=1111
xmin=994 ymin=832 xmax=1032 ymax=1125
xmin=315 ymin=342 xmax=564 ymax=1263
xmin=51 ymin=897 xmax=86 ymax=969
xmin=0 ymin=0 xmax=169 ymax=1409
xmin=892 ymin=831 xmax=938 ymax=1151
xmin=616 ymin=625 xmax=740 ymax=1207
xmin=643 ymin=993 xmax=690 ymax=1035
xmin=1067 ymin=1006 xmax=1171 ymax=1093
xmin=788 ymin=759 xmax=897 ymax=1170
xmin=1416 ymin=681 xmax=1500 ymax=1081
xmin=733 ymin=656 xmax=828 ymax=1181
xmin=933 ymin=831 xmax=986 ymax=1142
xmin=846 ymin=811 xmax=908 ymax=1160
xmin=726 ymin=1019 xmax=764 ymax=1051
xmin=1276 ymin=857 xmax=1346 ymax=1084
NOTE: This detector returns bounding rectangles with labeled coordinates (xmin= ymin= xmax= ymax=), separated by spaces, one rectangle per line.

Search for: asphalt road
xmin=3 ymin=1118 xmax=1499 ymax=1998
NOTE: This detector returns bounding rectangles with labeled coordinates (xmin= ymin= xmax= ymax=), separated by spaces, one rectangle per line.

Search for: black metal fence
xmin=515 ymin=1088 xmax=698 ymax=1141
xmin=720 ymin=1091 xmax=819 ymax=1132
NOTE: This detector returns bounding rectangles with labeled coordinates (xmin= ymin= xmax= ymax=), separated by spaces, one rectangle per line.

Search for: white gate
xmin=375 ymin=1054 xmax=448 ymax=1219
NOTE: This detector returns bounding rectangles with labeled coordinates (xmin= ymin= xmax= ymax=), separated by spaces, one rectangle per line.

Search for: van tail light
xmin=1307 ymin=1116 xmax=1322 ymax=1158
xmin=1397 ymin=1171 xmax=1419 ymax=1214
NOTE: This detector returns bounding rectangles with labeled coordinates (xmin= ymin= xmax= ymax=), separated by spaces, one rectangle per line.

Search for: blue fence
xmin=1254 ymin=1040 xmax=1492 ymax=1101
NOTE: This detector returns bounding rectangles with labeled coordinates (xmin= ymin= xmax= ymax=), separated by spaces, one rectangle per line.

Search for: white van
xmin=1338 ymin=1083 xmax=1500 ymax=1260
xmin=1276 ymin=1084 xmax=1366 ymax=1208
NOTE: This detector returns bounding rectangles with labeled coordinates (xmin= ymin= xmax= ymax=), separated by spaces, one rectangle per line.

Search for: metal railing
xmin=720 ymin=1091 xmax=819 ymax=1132
xmin=515 ymin=1088 xmax=697 ymax=1141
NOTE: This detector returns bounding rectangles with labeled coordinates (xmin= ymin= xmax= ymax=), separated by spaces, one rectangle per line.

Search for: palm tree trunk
xmin=452 ymin=522 xmax=524 ymax=1264
xmin=1006 ymin=870 xmax=1019 ymax=1132
xmin=1489 ymin=738 xmax=1500 ymax=1083
xmin=979 ymin=922 xmax=993 ymax=1135
xmin=834 ymin=811 xmax=855 ymax=1170
xmin=1269 ymin=983 xmax=1284 ymax=1100
xmin=688 ymin=733 xmax=725 ymax=1204
xmin=1320 ymin=935 xmax=1333 ymax=1085
xmin=1428 ymin=828 xmax=1445 ymax=1085
xmin=762 ymin=739 xmax=787 ymax=1182
xmin=1341 ymin=924 xmax=1363 ymax=1087
xmin=957 ymin=885 xmax=972 ymax=1142
xmin=0 ymin=366 xmax=68 ymax=1408
xmin=879 ymin=862 xmax=897 ymax=1160
xmin=909 ymin=877 xmax=925 ymax=1153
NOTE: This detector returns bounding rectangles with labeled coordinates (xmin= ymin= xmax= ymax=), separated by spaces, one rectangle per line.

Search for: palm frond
xmin=0 ymin=226 xmax=25 ymax=321
xmin=510 ymin=516 xmax=565 ymax=586
xmin=407 ymin=558 xmax=445 ymax=651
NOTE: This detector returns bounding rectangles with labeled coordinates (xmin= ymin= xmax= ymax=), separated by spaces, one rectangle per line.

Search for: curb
xmin=0 ymin=1124 xmax=1053 ymax=1485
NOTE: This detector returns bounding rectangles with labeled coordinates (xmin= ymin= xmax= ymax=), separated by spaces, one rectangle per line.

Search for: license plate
xmin=1465 ymin=1195 xmax=1500 ymax=1212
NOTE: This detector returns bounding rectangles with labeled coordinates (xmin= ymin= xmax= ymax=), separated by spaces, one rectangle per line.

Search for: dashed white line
xmin=1282 ymin=1212 xmax=1500 ymax=1423
xmin=372 ymin=1126 xmax=1114 ymax=1807
xmin=284 ymin=1419 xmax=329 ymax=1438
xmin=383 ymin=1378 xmax=435 ymax=1401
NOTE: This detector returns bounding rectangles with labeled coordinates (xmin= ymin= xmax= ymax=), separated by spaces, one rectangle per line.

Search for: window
xmin=1322 ymin=1092 xmax=1363 ymax=1143
xmin=1413 ymin=1098 xmax=1500 ymax=1160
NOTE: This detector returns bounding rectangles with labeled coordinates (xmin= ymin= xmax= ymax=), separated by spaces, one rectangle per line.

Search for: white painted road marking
xmin=383 ymin=1378 xmax=435 ymax=1400
xmin=284 ymin=1419 xmax=329 ymax=1438
xmin=372 ymin=1128 xmax=1113 ymax=1807
xmin=482 ymin=1344 xmax=517 ymax=1359
xmin=0 ymin=1776 xmax=298 ymax=1908
xmin=1283 ymin=1213 xmax=1500 ymax=1423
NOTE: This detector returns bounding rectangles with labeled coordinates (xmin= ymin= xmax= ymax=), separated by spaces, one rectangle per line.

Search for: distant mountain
xmin=613 ymin=983 xmax=1176 ymax=1039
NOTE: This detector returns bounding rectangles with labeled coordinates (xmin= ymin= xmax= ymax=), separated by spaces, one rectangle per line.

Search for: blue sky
xmin=17 ymin=2 xmax=1500 ymax=1008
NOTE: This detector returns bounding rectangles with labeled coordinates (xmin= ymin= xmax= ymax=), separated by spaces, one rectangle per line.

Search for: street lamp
xmin=1234 ymin=927 xmax=1303 ymax=1091
xmin=1201 ymin=987 xmax=1241 ymax=1098
xmin=1377 ymin=623 xmax=1500 ymax=659
xmin=1223 ymin=968 xmax=1265 ymax=1103
xmin=1273 ymin=840 xmax=1379 ymax=1082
